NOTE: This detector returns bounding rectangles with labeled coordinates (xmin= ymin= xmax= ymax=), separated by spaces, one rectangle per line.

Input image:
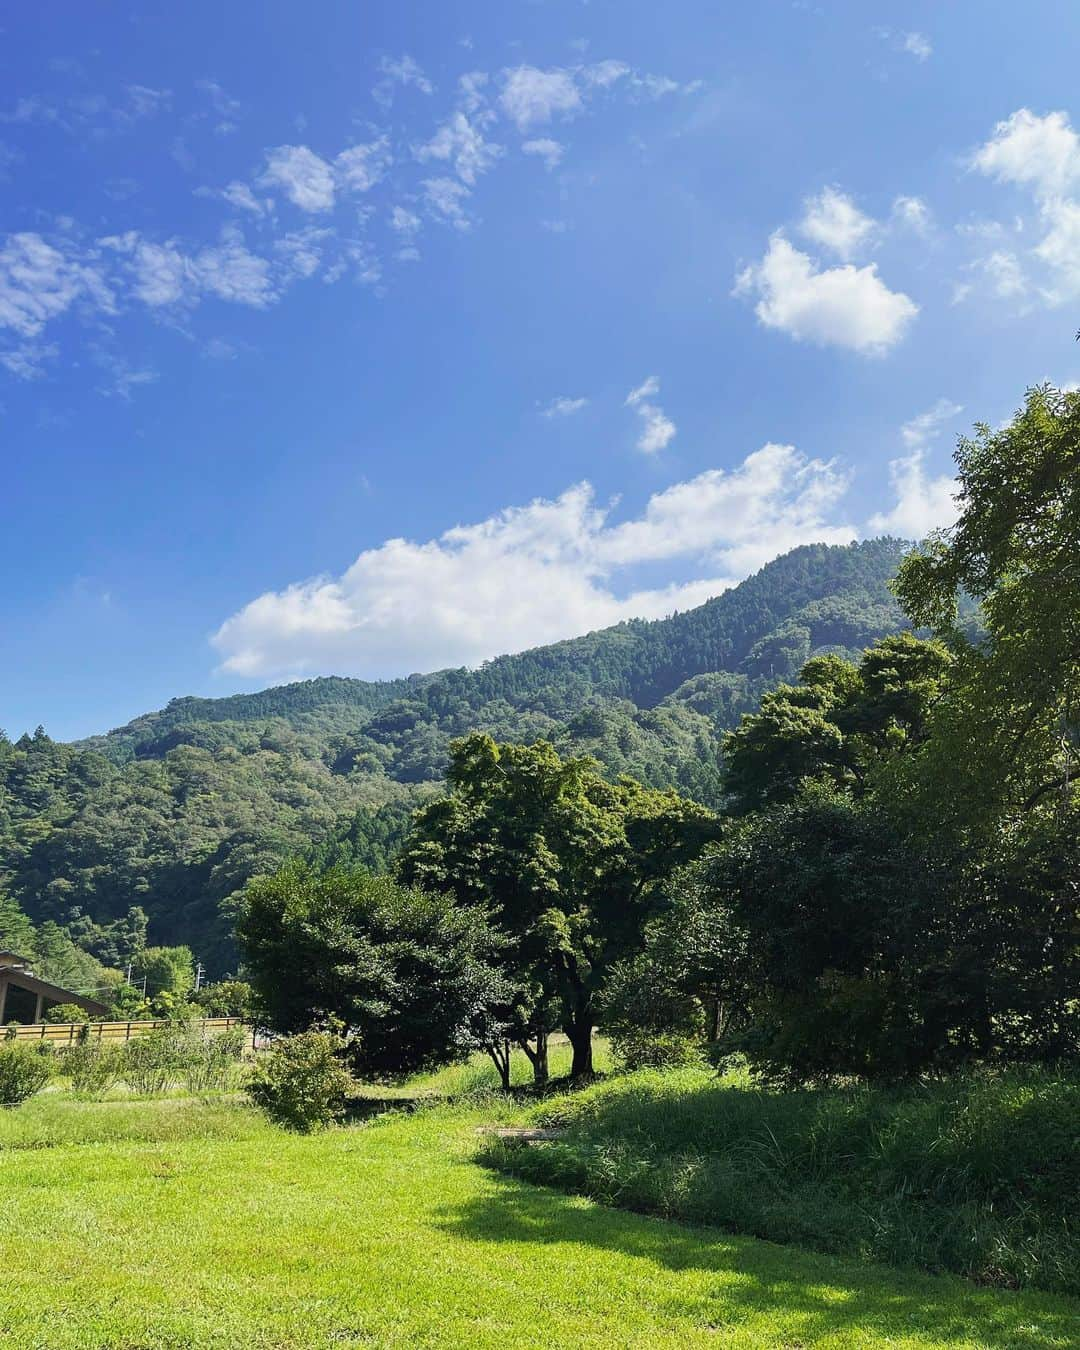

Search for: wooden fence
xmin=4 ymin=1017 xmax=247 ymax=1046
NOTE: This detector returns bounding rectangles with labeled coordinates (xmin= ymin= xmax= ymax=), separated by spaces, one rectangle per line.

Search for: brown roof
xmin=0 ymin=968 xmax=109 ymax=1017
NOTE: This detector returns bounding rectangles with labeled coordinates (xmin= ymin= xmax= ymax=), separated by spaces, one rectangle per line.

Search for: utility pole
xmin=194 ymin=961 xmax=204 ymax=993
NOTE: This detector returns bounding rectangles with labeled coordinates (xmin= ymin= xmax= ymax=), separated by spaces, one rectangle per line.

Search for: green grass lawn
xmin=1 ymin=1090 xmax=1079 ymax=1348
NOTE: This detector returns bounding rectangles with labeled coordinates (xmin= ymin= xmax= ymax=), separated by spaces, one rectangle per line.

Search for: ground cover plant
xmin=1 ymin=1086 xmax=1079 ymax=1348
xmin=493 ymin=1065 xmax=1080 ymax=1297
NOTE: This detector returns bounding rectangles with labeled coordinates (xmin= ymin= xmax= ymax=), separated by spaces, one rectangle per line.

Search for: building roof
xmin=0 ymin=966 xmax=109 ymax=1017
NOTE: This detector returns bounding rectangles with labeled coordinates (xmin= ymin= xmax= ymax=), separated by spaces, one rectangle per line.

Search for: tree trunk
xmin=485 ymin=1039 xmax=512 ymax=1091
xmin=566 ymin=1013 xmax=594 ymax=1081
xmin=518 ymin=1028 xmax=549 ymax=1088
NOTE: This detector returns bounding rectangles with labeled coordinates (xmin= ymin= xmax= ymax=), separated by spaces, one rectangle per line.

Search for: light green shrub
xmin=0 ymin=1042 xmax=53 ymax=1105
xmin=246 ymin=1030 xmax=353 ymax=1131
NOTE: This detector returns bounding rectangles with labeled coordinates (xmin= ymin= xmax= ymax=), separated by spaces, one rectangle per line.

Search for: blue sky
xmin=3 ymin=1 xmax=1080 ymax=740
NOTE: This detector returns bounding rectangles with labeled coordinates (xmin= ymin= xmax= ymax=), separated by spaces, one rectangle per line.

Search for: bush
xmin=246 ymin=1030 xmax=353 ymax=1131
xmin=610 ymin=1028 xmax=703 ymax=1072
xmin=44 ymin=1003 xmax=93 ymax=1025
xmin=61 ymin=1041 xmax=122 ymax=1098
xmin=121 ymin=1023 xmax=190 ymax=1095
xmin=182 ymin=1025 xmax=246 ymax=1095
xmin=0 ymin=1042 xmax=54 ymax=1105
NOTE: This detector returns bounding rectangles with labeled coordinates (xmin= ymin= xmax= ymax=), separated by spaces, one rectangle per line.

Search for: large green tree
xmin=237 ymin=861 xmax=516 ymax=1082
xmin=398 ymin=734 xmax=717 ymax=1080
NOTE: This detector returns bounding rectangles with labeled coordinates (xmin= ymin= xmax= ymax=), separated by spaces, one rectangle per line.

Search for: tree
xmin=398 ymin=735 xmax=718 ymax=1080
xmin=723 ymin=636 xmax=953 ymax=814
xmin=237 ymin=861 xmax=516 ymax=1082
xmin=130 ymin=946 xmax=194 ymax=1010
xmin=894 ymin=384 xmax=1080 ymax=838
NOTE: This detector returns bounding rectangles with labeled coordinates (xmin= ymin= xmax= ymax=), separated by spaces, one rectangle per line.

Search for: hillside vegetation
xmin=0 ymin=539 xmax=909 ymax=970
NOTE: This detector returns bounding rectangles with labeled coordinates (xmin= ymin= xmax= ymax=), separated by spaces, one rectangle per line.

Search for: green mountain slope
xmin=0 ymin=538 xmax=910 ymax=972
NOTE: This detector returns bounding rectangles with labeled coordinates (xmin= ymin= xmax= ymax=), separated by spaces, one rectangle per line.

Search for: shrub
xmin=246 ymin=1030 xmax=353 ymax=1131
xmin=61 ymin=1041 xmax=122 ymax=1098
xmin=610 ymin=1028 xmax=703 ymax=1072
xmin=121 ymin=1023 xmax=190 ymax=1095
xmin=0 ymin=1042 xmax=53 ymax=1105
xmin=182 ymin=1026 xmax=247 ymax=1095
xmin=44 ymin=1003 xmax=94 ymax=1025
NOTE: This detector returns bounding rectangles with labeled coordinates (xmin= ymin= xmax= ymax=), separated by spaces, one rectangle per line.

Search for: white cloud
xmin=0 ymin=232 xmax=114 ymax=338
xmin=212 ymin=444 xmax=856 ymax=679
xmin=196 ymin=180 xmax=267 ymax=215
xmin=542 ymin=395 xmax=588 ymax=417
xmin=581 ymin=60 xmax=631 ymax=89
xmin=500 ymin=66 xmax=582 ymax=131
xmin=390 ymin=205 xmax=421 ymax=237
xmin=0 ymin=340 xmax=58 ymax=379
xmin=259 ymin=145 xmax=337 ymax=212
xmin=799 ymin=188 xmax=876 ymax=259
xmin=93 ymin=349 xmax=158 ymax=400
xmin=971 ymin=108 xmax=1080 ymax=200
xmin=625 ymin=375 xmax=676 ymax=454
xmin=969 ymin=109 xmax=1080 ymax=303
xmin=891 ymin=195 xmax=931 ymax=234
xmin=423 ymin=177 xmax=472 ymax=229
xmin=335 ymin=138 xmax=391 ymax=193
xmin=868 ymin=451 xmax=957 ymax=539
xmin=900 ymin=398 xmax=963 ymax=449
xmin=415 ymin=112 xmax=502 ymax=185
xmin=1034 ymin=196 xmax=1080 ymax=300
xmin=274 ymin=227 xmax=334 ymax=280
xmin=374 ymin=54 xmax=434 ymax=108
xmin=902 ymin=32 xmax=932 ymax=62
xmin=734 ymin=233 xmax=918 ymax=354
xmin=522 ymin=138 xmax=564 ymax=170
xmin=102 ymin=228 xmax=276 ymax=309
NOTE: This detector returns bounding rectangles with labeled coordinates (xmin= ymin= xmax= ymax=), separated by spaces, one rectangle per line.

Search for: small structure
xmin=0 ymin=950 xmax=109 ymax=1025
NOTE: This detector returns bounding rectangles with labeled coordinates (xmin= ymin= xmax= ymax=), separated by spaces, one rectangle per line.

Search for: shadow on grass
xmin=434 ymin=1170 xmax=1080 ymax=1348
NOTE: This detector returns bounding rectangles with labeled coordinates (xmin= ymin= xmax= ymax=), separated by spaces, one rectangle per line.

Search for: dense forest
xmin=0 ymin=538 xmax=911 ymax=973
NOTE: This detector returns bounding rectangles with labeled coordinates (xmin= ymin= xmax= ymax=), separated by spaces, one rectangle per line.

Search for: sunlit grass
xmin=0 ymin=1083 xmax=1077 ymax=1347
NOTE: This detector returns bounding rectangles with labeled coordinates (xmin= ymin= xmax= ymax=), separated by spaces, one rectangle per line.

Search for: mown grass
xmin=492 ymin=1064 xmax=1080 ymax=1297
xmin=0 ymin=1087 xmax=1078 ymax=1346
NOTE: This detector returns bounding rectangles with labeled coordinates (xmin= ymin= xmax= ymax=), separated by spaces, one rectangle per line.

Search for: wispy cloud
xmin=626 ymin=375 xmax=677 ymax=453
xmin=541 ymin=395 xmax=588 ymax=417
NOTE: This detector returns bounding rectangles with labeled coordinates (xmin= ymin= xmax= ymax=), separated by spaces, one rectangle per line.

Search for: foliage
xmin=119 ymin=1023 xmax=191 ymax=1095
xmin=399 ymin=734 xmax=718 ymax=1079
xmin=722 ymin=634 xmax=953 ymax=814
xmin=245 ymin=1029 xmax=353 ymax=1131
xmin=181 ymin=1025 xmax=247 ymax=1095
xmin=130 ymin=945 xmax=194 ymax=1003
xmin=0 ymin=540 xmax=908 ymax=971
xmin=44 ymin=1003 xmax=93 ymax=1025
xmin=0 ymin=1041 xmax=53 ymax=1105
xmin=193 ymin=979 xmax=253 ymax=1018
xmin=238 ymin=862 xmax=515 ymax=1080
xmin=504 ymin=1066 xmax=1080 ymax=1297
xmin=60 ymin=1041 xmax=122 ymax=1098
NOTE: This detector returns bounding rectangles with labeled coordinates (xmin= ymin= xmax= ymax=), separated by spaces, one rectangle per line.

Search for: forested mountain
xmin=0 ymin=538 xmax=910 ymax=973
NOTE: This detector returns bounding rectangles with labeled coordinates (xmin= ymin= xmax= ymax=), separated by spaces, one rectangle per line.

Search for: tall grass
xmin=490 ymin=1065 xmax=1080 ymax=1296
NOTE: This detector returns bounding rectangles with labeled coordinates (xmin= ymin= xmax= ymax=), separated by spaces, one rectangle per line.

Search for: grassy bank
xmin=491 ymin=1065 xmax=1080 ymax=1297
xmin=2 ymin=1090 xmax=1079 ymax=1345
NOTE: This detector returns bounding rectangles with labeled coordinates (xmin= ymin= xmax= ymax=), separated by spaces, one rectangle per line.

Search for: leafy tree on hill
xmin=398 ymin=734 xmax=718 ymax=1080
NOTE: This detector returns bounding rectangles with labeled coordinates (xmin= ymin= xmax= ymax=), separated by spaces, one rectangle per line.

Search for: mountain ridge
xmin=2 ymin=537 xmax=912 ymax=971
